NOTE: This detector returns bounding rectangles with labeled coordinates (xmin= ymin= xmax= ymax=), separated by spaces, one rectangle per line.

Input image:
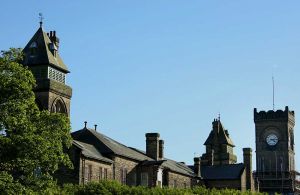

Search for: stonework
xmin=22 ymin=27 xmax=72 ymax=116
xmin=166 ymin=171 xmax=192 ymax=188
xmin=113 ymin=156 xmax=139 ymax=186
xmin=254 ymin=107 xmax=297 ymax=194
xmin=22 ymin=24 xmax=269 ymax=192
xmin=201 ymin=119 xmax=237 ymax=166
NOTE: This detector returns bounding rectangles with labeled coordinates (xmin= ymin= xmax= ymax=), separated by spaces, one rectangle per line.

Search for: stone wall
xmin=113 ymin=156 xmax=139 ymax=186
xmin=79 ymin=157 xmax=113 ymax=184
xmin=166 ymin=171 xmax=192 ymax=188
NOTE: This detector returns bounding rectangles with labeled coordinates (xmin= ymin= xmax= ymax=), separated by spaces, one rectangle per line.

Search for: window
xmin=99 ymin=167 xmax=103 ymax=180
xmin=120 ymin=168 xmax=127 ymax=184
xmin=173 ymin=180 xmax=177 ymax=188
xmin=51 ymin=99 xmax=66 ymax=114
xmin=141 ymin=172 xmax=148 ymax=186
xmin=29 ymin=41 xmax=38 ymax=56
xmin=88 ymin=165 xmax=93 ymax=182
xmin=104 ymin=168 xmax=108 ymax=179
xmin=48 ymin=67 xmax=66 ymax=83
xmin=132 ymin=173 xmax=136 ymax=186
xmin=84 ymin=166 xmax=89 ymax=183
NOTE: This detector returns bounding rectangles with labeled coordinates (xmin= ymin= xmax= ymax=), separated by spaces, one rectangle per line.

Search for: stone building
xmin=22 ymin=23 xmax=72 ymax=116
xmin=22 ymin=23 xmax=258 ymax=191
xmin=254 ymin=107 xmax=300 ymax=194
xmin=189 ymin=118 xmax=254 ymax=191
xmin=57 ymin=125 xmax=197 ymax=187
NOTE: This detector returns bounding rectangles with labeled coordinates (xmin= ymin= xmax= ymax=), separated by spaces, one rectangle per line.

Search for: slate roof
xmin=204 ymin=120 xmax=235 ymax=147
xmin=72 ymin=128 xmax=195 ymax=176
xmin=200 ymin=163 xmax=245 ymax=180
xmin=73 ymin=140 xmax=113 ymax=163
xmin=23 ymin=27 xmax=69 ymax=73
xmin=162 ymin=159 xmax=195 ymax=176
xmin=72 ymin=128 xmax=153 ymax=161
xmin=130 ymin=148 xmax=195 ymax=177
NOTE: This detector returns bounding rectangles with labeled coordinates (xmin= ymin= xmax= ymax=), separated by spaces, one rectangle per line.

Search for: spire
xmin=39 ymin=13 xmax=44 ymax=28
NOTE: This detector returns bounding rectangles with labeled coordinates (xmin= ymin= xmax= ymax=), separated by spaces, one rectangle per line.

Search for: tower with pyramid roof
xmin=201 ymin=118 xmax=237 ymax=165
xmin=22 ymin=22 xmax=72 ymax=116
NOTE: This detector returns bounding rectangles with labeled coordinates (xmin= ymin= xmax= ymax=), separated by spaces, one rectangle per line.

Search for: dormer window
xmin=29 ymin=41 xmax=38 ymax=56
xmin=30 ymin=41 xmax=38 ymax=48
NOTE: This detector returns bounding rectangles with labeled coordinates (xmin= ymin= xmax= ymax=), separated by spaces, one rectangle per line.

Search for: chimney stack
xmin=243 ymin=148 xmax=253 ymax=191
xmin=194 ymin=157 xmax=201 ymax=177
xmin=146 ymin=133 xmax=160 ymax=160
xmin=49 ymin=30 xmax=59 ymax=49
xmin=159 ymin=140 xmax=164 ymax=159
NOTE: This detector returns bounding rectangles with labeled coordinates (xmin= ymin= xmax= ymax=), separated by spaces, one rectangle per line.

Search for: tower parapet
xmin=254 ymin=106 xmax=295 ymax=125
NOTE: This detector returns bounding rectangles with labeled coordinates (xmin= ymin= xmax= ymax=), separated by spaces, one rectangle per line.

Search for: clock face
xmin=266 ymin=134 xmax=278 ymax=146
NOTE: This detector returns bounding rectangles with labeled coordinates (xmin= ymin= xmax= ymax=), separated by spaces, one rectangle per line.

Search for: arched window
xmin=51 ymin=99 xmax=67 ymax=114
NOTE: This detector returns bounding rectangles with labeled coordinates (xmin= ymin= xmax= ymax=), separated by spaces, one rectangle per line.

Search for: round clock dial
xmin=266 ymin=134 xmax=278 ymax=146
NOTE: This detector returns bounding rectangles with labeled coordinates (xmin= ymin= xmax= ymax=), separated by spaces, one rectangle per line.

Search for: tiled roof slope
xmin=73 ymin=140 xmax=113 ymax=163
xmin=72 ymin=128 xmax=194 ymax=176
xmin=23 ymin=27 xmax=69 ymax=73
xmin=200 ymin=163 xmax=245 ymax=180
xmin=130 ymin=147 xmax=195 ymax=177
xmin=204 ymin=119 xmax=235 ymax=146
xmin=72 ymin=128 xmax=153 ymax=161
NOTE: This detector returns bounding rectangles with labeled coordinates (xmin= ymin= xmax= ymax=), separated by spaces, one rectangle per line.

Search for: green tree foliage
xmin=58 ymin=180 xmax=267 ymax=195
xmin=0 ymin=48 xmax=72 ymax=192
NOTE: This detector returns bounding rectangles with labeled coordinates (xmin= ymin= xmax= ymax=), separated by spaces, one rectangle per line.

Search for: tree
xmin=0 ymin=48 xmax=72 ymax=191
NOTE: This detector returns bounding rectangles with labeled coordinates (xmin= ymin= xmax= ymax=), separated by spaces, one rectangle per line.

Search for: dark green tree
xmin=0 ymin=48 xmax=72 ymax=191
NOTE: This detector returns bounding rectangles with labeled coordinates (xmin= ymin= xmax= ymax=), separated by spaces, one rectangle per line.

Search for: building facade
xmin=254 ymin=107 xmax=300 ymax=194
xmin=193 ymin=118 xmax=254 ymax=191
xmin=21 ymin=23 xmax=270 ymax=192
xmin=22 ymin=25 xmax=72 ymax=116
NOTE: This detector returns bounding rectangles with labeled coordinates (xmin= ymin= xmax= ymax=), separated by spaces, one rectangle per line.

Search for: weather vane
xmin=39 ymin=13 xmax=44 ymax=28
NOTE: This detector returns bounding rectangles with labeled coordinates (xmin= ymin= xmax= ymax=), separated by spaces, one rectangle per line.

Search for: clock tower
xmin=254 ymin=106 xmax=297 ymax=194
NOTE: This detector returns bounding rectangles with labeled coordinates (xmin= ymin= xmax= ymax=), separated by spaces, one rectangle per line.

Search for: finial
xmin=84 ymin=121 xmax=87 ymax=128
xmin=94 ymin=124 xmax=97 ymax=131
xmin=218 ymin=112 xmax=221 ymax=121
xmin=39 ymin=13 xmax=44 ymax=28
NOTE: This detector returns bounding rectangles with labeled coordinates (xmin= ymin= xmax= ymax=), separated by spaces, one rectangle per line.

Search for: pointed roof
xmin=72 ymin=128 xmax=153 ymax=161
xmin=23 ymin=27 xmax=69 ymax=73
xmin=72 ymin=128 xmax=195 ymax=176
xmin=204 ymin=119 xmax=235 ymax=147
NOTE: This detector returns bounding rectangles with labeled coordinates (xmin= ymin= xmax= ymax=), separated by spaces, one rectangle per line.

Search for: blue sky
xmin=1 ymin=1 xmax=300 ymax=169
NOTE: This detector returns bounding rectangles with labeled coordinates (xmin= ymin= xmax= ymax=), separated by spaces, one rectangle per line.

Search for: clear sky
xmin=1 ymin=1 xmax=300 ymax=169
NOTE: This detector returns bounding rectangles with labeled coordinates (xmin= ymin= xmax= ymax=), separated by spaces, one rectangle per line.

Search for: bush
xmin=58 ymin=180 xmax=267 ymax=195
